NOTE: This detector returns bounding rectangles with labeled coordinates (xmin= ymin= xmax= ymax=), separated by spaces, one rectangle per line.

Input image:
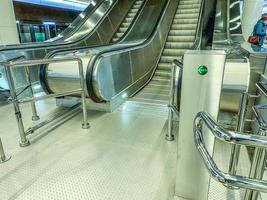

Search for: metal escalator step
xmin=145 ymin=83 xmax=170 ymax=91
xmin=167 ymin=35 xmax=195 ymax=42
xmin=125 ymin=17 xmax=133 ymax=23
xmin=128 ymin=13 xmax=136 ymax=18
xmin=176 ymin=8 xmax=200 ymax=14
xmin=115 ymin=32 xmax=124 ymax=38
xmin=160 ymin=56 xmax=181 ymax=63
xmin=119 ymin=27 xmax=127 ymax=32
xmin=169 ymin=30 xmax=196 ymax=36
xmin=157 ymin=63 xmax=173 ymax=71
xmin=179 ymin=0 xmax=201 ymax=5
xmin=174 ymin=13 xmax=199 ymax=19
xmin=173 ymin=18 xmax=198 ymax=24
xmin=122 ymin=22 xmax=131 ymax=27
xmin=171 ymin=24 xmax=197 ymax=30
xmin=162 ymin=49 xmax=188 ymax=56
xmin=140 ymin=87 xmax=170 ymax=95
xmin=152 ymin=76 xmax=171 ymax=83
xmin=165 ymin=42 xmax=193 ymax=49
xmin=179 ymin=4 xmax=201 ymax=9
xmin=129 ymin=8 xmax=139 ymax=13
xmin=154 ymin=70 xmax=172 ymax=78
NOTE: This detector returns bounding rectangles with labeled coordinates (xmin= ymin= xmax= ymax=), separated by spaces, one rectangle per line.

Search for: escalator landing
xmin=0 ymin=99 xmax=176 ymax=200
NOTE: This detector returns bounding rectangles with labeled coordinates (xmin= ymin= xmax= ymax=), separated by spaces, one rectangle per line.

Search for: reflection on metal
xmin=194 ymin=111 xmax=267 ymax=193
xmin=0 ymin=0 xmax=134 ymax=90
xmin=228 ymin=92 xmax=248 ymax=176
xmin=42 ymin=0 xmax=178 ymax=110
xmin=166 ymin=59 xmax=183 ymax=141
xmin=175 ymin=50 xmax=226 ymax=200
xmin=4 ymin=57 xmax=89 ymax=147
xmin=0 ymin=138 xmax=11 ymax=164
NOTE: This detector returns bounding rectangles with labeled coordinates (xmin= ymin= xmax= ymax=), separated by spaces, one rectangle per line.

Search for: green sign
xmin=197 ymin=65 xmax=208 ymax=75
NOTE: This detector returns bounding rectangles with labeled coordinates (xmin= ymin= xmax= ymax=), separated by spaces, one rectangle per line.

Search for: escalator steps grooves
xmin=112 ymin=0 xmax=144 ymax=42
xmin=132 ymin=0 xmax=201 ymax=105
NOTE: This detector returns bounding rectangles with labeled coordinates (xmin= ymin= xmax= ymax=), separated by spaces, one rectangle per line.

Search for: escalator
xmin=111 ymin=0 xmax=145 ymax=42
xmin=132 ymin=0 xmax=201 ymax=105
xmin=0 ymin=0 xmax=146 ymax=92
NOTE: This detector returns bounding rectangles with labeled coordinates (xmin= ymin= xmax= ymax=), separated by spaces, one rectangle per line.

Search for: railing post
xmin=244 ymin=128 xmax=267 ymax=200
xmin=25 ymin=66 xmax=40 ymax=121
xmin=228 ymin=92 xmax=248 ymax=175
xmin=166 ymin=65 xmax=176 ymax=141
xmin=77 ymin=59 xmax=90 ymax=129
xmin=0 ymin=138 xmax=11 ymax=164
xmin=5 ymin=64 xmax=30 ymax=147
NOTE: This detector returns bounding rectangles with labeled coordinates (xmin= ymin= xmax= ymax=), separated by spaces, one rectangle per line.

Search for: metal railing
xmin=166 ymin=59 xmax=183 ymax=141
xmin=0 ymin=138 xmax=11 ymax=164
xmin=194 ymin=111 xmax=267 ymax=198
xmin=3 ymin=57 xmax=90 ymax=147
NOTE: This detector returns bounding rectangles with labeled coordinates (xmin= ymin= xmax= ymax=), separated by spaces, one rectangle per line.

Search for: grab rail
xmin=166 ymin=59 xmax=183 ymax=141
xmin=4 ymin=57 xmax=90 ymax=147
xmin=194 ymin=111 xmax=267 ymax=192
xmin=192 ymin=0 xmax=205 ymax=49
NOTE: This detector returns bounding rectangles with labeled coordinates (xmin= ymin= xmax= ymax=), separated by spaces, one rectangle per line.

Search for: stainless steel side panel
xmin=90 ymin=0 xmax=178 ymax=101
xmin=175 ymin=50 xmax=226 ymax=200
xmin=0 ymin=0 xmax=135 ymax=90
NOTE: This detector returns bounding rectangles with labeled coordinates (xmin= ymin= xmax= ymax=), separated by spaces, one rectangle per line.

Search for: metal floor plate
xmin=0 ymin=100 xmax=177 ymax=200
xmin=0 ymin=99 xmax=266 ymax=200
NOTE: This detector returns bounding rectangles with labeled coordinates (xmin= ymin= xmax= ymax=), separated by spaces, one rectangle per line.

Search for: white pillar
xmin=0 ymin=0 xmax=19 ymax=45
xmin=242 ymin=0 xmax=264 ymax=40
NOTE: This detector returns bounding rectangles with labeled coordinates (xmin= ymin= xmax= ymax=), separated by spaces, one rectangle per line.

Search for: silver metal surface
xmin=244 ymin=128 xmax=267 ymax=200
xmin=0 ymin=138 xmax=11 ymax=164
xmin=166 ymin=65 xmax=176 ymax=141
xmin=43 ymin=0 xmax=178 ymax=108
xmin=0 ymin=99 xmax=176 ymax=200
xmin=194 ymin=111 xmax=267 ymax=193
xmin=0 ymin=0 xmax=135 ymax=90
xmin=5 ymin=57 xmax=89 ymax=146
xmin=175 ymin=50 xmax=226 ymax=200
xmin=228 ymin=92 xmax=248 ymax=176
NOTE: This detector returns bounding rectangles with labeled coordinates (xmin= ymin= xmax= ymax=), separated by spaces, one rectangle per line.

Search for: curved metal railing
xmin=194 ymin=111 xmax=267 ymax=192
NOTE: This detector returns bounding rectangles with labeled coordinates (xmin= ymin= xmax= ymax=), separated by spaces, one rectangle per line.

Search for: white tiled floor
xmin=0 ymin=100 xmax=177 ymax=200
xmin=0 ymin=99 xmax=266 ymax=200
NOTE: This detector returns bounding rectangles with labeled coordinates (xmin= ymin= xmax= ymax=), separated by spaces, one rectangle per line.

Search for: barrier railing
xmin=194 ymin=111 xmax=267 ymax=199
xmin=3 ymin=57 xmax=90 ymax=147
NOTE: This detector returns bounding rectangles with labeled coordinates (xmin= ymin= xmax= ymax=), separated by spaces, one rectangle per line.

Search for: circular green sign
xmin=197 ymin=65 xmax=208 ymax=75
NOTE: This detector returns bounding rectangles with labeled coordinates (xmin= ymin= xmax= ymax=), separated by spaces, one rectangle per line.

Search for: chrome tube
xmin=5 ymin=57 xmax=89 ymax=147
xmin=5 ymin=64 xmax=30 ymax=147
xmin=18 ymin=89 xmax=83 ymax=104
xmin=228 ymin=92 xmax=248 ymax=175
xmin=0 ymin=138 xmax=11 ymax=164
xmin=166 ymin=65 xmax=176 ymax=141
xmin=25 ymin=66 xmax=40 ymax=121
xmin=194 ymin=111 xmax=267 ymax=192
xmin=244 ymin=129 xmax=267 ymax=200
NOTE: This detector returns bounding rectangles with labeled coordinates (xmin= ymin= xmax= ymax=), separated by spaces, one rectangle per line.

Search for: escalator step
xmin=157 ymin=63 xmax=173 ymax=71
xmin=171 ymin=24 xmax=197 ymax=30
xmin=177 ymin=8 xmax=200 ymax=14
xmin=179 ymin=4 xmax=201 ymax=9
xmin=154 ymin=70 xmax=172 ymax=78
xmin=160 ymin=56 xmax=182 ymax=63
xmin=173 ymin=18 xmax=198 ymax=24
xmin=162 ymin=49 xmax=188 ymax=56
xmin=174 ymin=13 xmax=199 ymax=19
xmin=165 ymin=42 xmax=193 ymax=49
xmin=167 ymin=36 xmax=195 ymax=42
xmin=169 ymin=30 xmax=196 ymax=36
xmin=112 ymin=0 xmax=144 ymax=42
xmin=179 ymin=0 xmax=201 ymax=5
